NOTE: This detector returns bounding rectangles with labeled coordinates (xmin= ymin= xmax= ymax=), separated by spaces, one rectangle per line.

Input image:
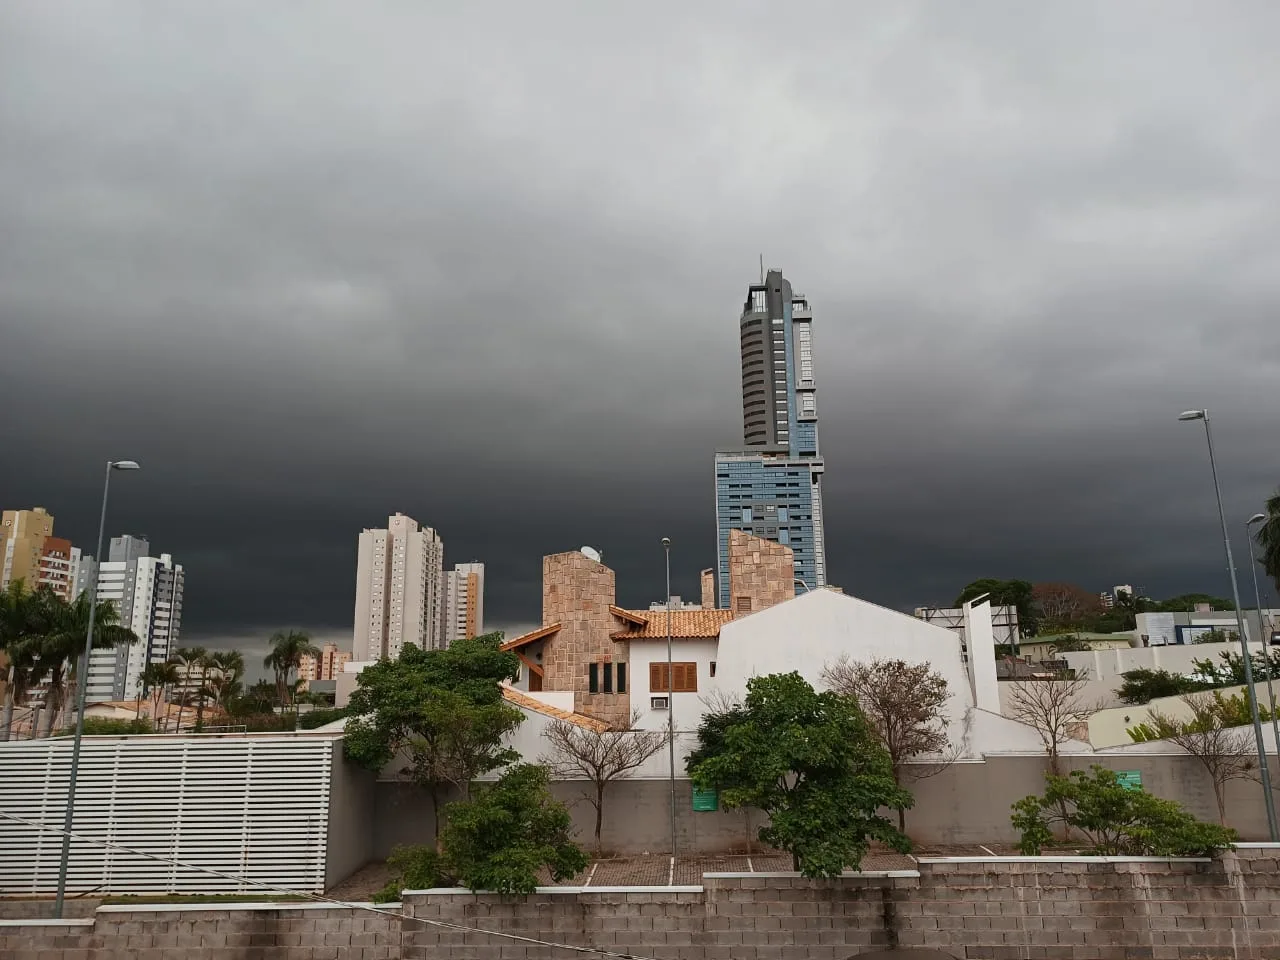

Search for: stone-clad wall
xmin=8 ymin=850 xmax=1280 ymax=959
xmin=727 ymin=530 xmax=794 ymax=614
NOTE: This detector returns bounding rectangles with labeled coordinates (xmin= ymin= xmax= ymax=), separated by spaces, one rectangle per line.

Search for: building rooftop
xmin=501 ymin=686 xmax=608 ymax=732
xmin=610 ymin=609 xmax=736 ymax=640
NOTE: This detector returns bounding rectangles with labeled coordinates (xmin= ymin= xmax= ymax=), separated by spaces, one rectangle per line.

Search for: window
xmin=588 ymin=663 xmax=599 ymax=694
xmin=710 ymin=661 xmax=717 ymax=678
xmin=778 ymin=529 xmax=790 ymax=545
xmin=751 ymin=290 xmax=768 ymax=312
xmin=617 ymin=662 xmax=626 ymax=693
xmin=603 ymin=662 xmax=613 ymax=694
xmin=777 ymin=506 xmax=788 ymax=523
xmin=741 ymin=507 xmax=752 ymax=523
xmin=735 ymin=595 xmax=752 ymax=613
xmin=650 ymin=662 xmax=698 ymax=693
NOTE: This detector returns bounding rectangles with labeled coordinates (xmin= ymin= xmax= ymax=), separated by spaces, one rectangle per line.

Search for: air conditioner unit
xmin=650 ymin=696 xmax=670 ymax=710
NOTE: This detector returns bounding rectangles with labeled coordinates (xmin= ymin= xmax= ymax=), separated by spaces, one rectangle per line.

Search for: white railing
xmin=0 ymin=734 xmax=335 ymax=894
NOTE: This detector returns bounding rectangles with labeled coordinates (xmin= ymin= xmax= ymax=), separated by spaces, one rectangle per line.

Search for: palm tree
xmin=31 ymin=588 xmax=136 ymax=737
xmin=1256 ymin=489 xmax=1280 ymax=595
xmin=1 ymin=580 xmax=37 ymax=741
xmin=139 ymin=660 xmax=181 ymax=730
xmin=263 ymin=630 xmax=320 ymax=708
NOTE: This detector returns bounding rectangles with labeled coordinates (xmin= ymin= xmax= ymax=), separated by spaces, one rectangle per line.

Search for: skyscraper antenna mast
xmin=759 ymin=254 xmax=764 ymax=283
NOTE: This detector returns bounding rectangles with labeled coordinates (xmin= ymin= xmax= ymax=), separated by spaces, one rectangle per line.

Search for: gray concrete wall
xmin=9 ymin=850 xmax=1280 ymax=959
xmin=365 ymin=752 xmax=1280 ymax=860
xmin=326 ymin=741 xmax=376 ymax=887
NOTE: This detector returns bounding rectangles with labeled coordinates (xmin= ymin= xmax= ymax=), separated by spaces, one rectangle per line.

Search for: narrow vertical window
xmin=588 ymin=663 xmax=599 ymax=694
xmin=603 ymin=662 xmax=613 ymax=694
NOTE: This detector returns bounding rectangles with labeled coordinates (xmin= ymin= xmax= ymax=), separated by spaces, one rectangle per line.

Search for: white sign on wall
xmin=1140 ymin=612 xmax=1177 ymax=646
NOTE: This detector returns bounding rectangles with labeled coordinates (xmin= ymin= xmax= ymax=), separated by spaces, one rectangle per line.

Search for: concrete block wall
xmin=9 ymin=850 xmax=1280 ymax=959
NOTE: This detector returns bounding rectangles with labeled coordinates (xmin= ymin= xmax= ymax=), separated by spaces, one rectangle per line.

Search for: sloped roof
xmin=610 ymin=609 xmax=736 ymax=640
xmin=499 ymin=622 xmax=561 ymax=651
xmin=500 ymin=687 xmax=608 ymax=732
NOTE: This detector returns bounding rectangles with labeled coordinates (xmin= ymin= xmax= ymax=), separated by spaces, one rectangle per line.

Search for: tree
xmin=1193 ymin=627 xmax=1234 ymax=645
xmin=1132 ymin=692 xmax=1258 ymax=825
xmin=344 ymin=634 xmax=523 ymax=843
xmin=688 ymin=672 xmax=911 ymax=876
xmin=1256 ymin=488 xmax=1280 ymax=595
xmin=205 ymin=650 xmax=246 ymax=715
xmin=541 ymin=709 xmax=670 ymax=850
xmin=1032 ymin=583 xmax=1102 ymax=633
xmin=955 ymin=579 xmax=1035 ymax=634
xmin=263 ymin=630 xmax=320 ymax=708
xmin=821 ymin=656 xmax=953 ymax=831
xmin=1116 ymin=668 xmax=1211 ymax=705
xmin=139 ymin=660 xmax=181 ymax=729
xmin=1157 ymin=594 xmax=1235 ymax=613
xmin=1005 ymin=671 xmax=1101 ymax=775
xmin=440 ymin=764 xmax=589 ymax=894
xmin=1191 ymin=649 xmax=1280 ymax=687
xmin=1012 ymin=766 xmax=1235 ymax=856
xmin=1044 ymin=635 xmax=1093 ymax=654
xmin=0 ymin=580 xmax=38 ymax=741
xmin=30 ymin=588 xmax=136 ymax=736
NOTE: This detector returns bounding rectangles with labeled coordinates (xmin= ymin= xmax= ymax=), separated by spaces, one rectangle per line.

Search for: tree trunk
xmin=1 ymin=691 xmax=13 ymax=742
xmin=196 ymin=665 xmax=208 ymax=730
xmin=429 ymin=790 xmax=443 ymax=853
xmin=897 ymin=806 xmax=906 ymax=833
xmin=595 ymin=782 xmax=605 ymax=851
xmin=1213 ymin=780 xmax=1228 ymax=826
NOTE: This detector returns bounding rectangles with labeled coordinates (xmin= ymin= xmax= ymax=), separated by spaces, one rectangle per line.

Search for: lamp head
xmin=111 ymin=460 xmax=141 ymax=470
xmin=661 ymin=537 xmax=671 ymax=548
xmin=1178 ymin=410 xmax=1206 ymax=421
xmin=1250 ymin=513 xmax=1269 ymax=525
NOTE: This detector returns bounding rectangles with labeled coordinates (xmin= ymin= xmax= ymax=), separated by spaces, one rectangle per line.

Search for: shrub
xmin=1012 ymin=766 xmax=1236 ymax=856
xmin=1116 ymin=668 xmax=1210 ymax=705
xmin=440 ymin=764 xmax=588 ymax=894
xmin=63 ymin=717 xmax=153 ymax=736
xmin=373 ymin=845 xmax=449 ymax=903
xmin=298 ymin=706 xmax=350 ymax=729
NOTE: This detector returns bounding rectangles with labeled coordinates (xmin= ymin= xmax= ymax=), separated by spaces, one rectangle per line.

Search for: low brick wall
xmin=6 ymin=848 xmax=1280 ymax=959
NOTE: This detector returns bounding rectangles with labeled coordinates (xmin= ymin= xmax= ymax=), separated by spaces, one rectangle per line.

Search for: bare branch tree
xmin=1005 ymin=671 xmax=1101 ymax=775
xmin=1143 ymin=693 xmax=1258 ymax=825
xmin=541 ymin=709 xmax=670 ymax=851
xmin=822 ymin=655 xmax=954 ymax=830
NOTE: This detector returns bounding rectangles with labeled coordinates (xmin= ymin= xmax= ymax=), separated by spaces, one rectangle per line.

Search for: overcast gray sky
xmin=3 ymin=1 xmax=1279 ymax=660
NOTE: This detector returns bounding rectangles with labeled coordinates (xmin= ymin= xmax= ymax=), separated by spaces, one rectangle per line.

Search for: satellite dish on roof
xmin=580 ymin=546 xmax=602 ymax=563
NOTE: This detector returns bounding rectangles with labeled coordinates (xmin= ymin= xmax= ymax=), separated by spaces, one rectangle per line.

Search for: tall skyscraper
xmin=1 ymin=507 xmax=55 ymax=590
xmin=714 ymin=269 xmax=827 ymax=609
xmin=85 ymin=535 xmax=185 ymax=702
xmin=441 ymin=561 xmax=485 ymax=644
xmin=352 ymin=513 xmax=445 ymax=660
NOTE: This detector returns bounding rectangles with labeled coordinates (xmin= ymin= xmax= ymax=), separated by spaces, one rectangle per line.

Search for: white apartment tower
xmin=352 ymin=513 xmax=445 ymax=660
xmin=84 ymin=535 xmax=185 ymax=702
xmin=441 ymin=561 xmax=485 ymax=645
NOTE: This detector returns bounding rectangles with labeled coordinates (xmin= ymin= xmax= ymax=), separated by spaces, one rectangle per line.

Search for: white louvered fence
xmin=0 ymin=734 xmax=336 ymax=894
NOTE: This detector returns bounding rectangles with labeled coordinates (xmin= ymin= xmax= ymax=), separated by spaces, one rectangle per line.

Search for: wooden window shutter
xmin=650 ymin=662 xmax=666 ymax=692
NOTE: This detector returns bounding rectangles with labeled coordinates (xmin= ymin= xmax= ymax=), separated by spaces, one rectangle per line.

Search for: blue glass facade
xmin=714 ymin=269 xmax=826 ymax=609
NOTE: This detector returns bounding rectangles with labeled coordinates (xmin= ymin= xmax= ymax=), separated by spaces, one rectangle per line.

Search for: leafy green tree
xmin=264 ymin=630 xmax=320 ymax=707
xmin=955 ymin=579 xmax=1035 ymax=634
xmin=1116 ymin=668 xmax=1212 ymax=705
xmin=344 ymin=634 xmax=523 ymax=841
xmin=1157 ymin=594 xmax=1235 ymax=613
xmin=440 ymin=764 xmax=588 ymax=894
xmin=373 ymin=845 xmax=449 ymax=903
xmin=1191 ymin=650 xmax=1280 ymax=687
xmin=0 ymin=580 xmax=39 ymax=741
xmin=1012 ymin=766 xmax=1236 ymax=855
xmin=1044 ymin=635 xmax=1093 ymax=654
xmin=688 ymin=671 xmax=912 ymax=875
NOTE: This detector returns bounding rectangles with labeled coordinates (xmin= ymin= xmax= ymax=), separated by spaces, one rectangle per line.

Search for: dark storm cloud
xmin=3 ymin=1 xmax=1280 ymax=651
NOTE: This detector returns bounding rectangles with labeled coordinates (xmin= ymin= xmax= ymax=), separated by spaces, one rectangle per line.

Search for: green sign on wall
xmin=692 ymin=787 xmax=719 ymax=812
xmin=1117 ymin=771 xmax=1142 ymax=791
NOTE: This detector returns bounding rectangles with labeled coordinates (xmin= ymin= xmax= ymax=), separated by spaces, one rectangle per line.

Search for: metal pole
xmin=1246 ymin=517 xmax=1280 ymax=759
xmin=1198 ymin=413 xmax=1278 ymax=840
xmin=663 ymin=537 xmax=677 ymax=863
xmin=53 ymin=462 xmax=113 ymax=916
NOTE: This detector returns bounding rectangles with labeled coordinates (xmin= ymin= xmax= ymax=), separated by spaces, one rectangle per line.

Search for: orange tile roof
xmin=500 ymin=622 xmax=561 ymax=651
xmin=609 ymin=605 xmax=648 ymax=625
xmin=501 ymin=687 xmax=609 ymax=732
xmin=610 ymin=609 xmax=735 ymax=640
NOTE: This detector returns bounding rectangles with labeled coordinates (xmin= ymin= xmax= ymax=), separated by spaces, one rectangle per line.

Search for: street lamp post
xmin=661 ymin=537 xmax=677 ymax=863
xmin=1178 ymin=410 xmax=1278 ymax=841
xmin=794 ymin=578 xmax=811 ymax=594
xmin=1246 ymin=513 xmax=1280 ymax=757
xmin=53 ymin=459 xmax=140 ymax=918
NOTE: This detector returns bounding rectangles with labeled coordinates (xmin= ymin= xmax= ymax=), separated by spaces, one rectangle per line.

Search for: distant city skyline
xmin=4 ymin=5 xmax=1280 ymax=644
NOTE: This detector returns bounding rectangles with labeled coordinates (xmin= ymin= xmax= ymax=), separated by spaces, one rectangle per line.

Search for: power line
xmin=0 ymin=808 xmax=665 ymax=960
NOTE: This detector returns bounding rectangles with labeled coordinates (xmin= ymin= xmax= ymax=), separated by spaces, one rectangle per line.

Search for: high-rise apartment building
xmin=298 ymin=641 xmax=352 ymax=690
xmin=441 ymin=561 xmax=485 ymax=645
xmin=1 ymin=507 xmax=55 ymax=591
xmin=84 ymin=536 xmax=185 ymax=702
xmin=352 ymin=513 xmax=445 ymax=660
xmin=714 ymin=270 xmax=827 ymax=608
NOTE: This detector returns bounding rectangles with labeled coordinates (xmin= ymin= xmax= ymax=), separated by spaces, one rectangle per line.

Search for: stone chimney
xmin=727 ymin=530 xmax=795 ymax=615
xmin=700 ymin=568 xmax=716 ymax=610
